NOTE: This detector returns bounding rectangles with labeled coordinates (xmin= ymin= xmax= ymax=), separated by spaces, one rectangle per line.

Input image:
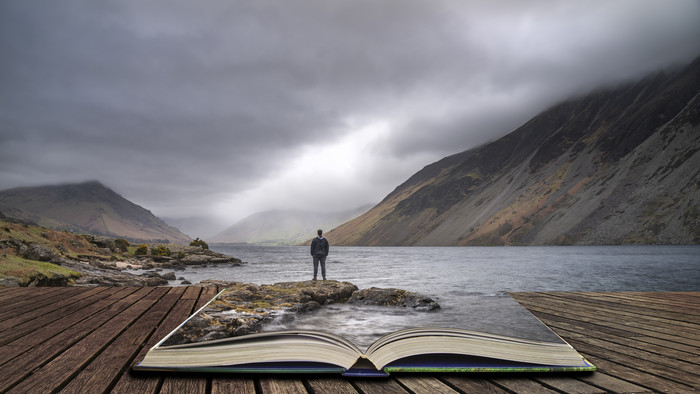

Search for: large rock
xmin=179 ymin=252 xmax=243 ymax=266
xmin=161 ymin=271 xmax=176 ymax=280
xmin=272 ymin=280 xmax=358 ymax=305
xmin=23 ymin=243 xmax=56 ymax=262
xmin=88 ymin=236 xmax=118 ymax=252
xmin=180 ymin=254 xmax=211 ymax=265
xmin=347 ymin=287 xmax=440 ymax=311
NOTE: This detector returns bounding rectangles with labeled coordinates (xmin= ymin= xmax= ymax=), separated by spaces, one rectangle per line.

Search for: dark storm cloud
xmin=1 ymin=0 xmax=699 ymax=227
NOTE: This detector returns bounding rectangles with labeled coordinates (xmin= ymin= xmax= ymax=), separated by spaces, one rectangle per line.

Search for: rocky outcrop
xmin=347 ymin=287 xmax=440 ymax=311
xmin=23 ymin=244 xmax=56 ymax=262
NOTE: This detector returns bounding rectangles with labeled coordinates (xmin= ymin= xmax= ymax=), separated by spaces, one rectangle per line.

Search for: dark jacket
xmin=310 ymin=236 xmax=329 ymax=256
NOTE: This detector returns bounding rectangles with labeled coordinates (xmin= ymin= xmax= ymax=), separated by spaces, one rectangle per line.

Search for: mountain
xmin=210 ymin=205 xmax=373 ymax=245
xmin=0 ymin=181 xmax=191 ymax=243
xmin=329 ymin=59 xmax=700 ymax=246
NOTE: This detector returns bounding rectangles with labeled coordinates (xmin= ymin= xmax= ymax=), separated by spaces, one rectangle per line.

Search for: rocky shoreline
xmin=69 ymin=236 xmax=245 ymax=286
xmin=0 ymin=220 xmax=243 ymax=287
xmin=162 ymin=280 xmax=440 ymax=346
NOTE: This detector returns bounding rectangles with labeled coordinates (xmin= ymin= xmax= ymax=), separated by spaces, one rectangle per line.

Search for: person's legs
xmin=319 ymin=255 xmax=327 ymax=279
xmin=312 ymin=255 xmax=319 ymax=280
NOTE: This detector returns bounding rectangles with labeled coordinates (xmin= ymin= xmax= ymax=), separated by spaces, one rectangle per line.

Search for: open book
xmin=134 ymin=289 xmax=595 ymax=377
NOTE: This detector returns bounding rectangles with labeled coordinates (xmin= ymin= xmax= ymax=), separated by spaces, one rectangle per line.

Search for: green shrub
xmin=151 ymin=245 xmax=172 ymax=257
xmin=189 ymin=237 xmax=209 ymax=250
xmin=134 ymin=244 xmax=148 ymax=255
xmin=114 ymin=238 xmax=130 ymax=253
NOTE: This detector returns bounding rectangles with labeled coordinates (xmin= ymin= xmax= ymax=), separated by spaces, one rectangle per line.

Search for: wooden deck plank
xmin=157 ymin=286 xmax=213 ymax=394
xmin=259 ymin=376 xmax=308 ymax=393
xmin=533 ymin=375 xmax=615 ymax=393
xmin=0 ymin=287 xmax=108 ymax=342
xmin=0 ymin=286 xmax=69 ymax=313
xmin=439 ymin=375 xmax=510 ymax=393
xmin=516 ymin=292 xmax=700 ymax=335
xmin=305 ymin=376 xmax=358 ymax=393
xmin=0 ymin=289 xmax=696 ymax=393
xmin=0 ymin=286 xmax=92 ymax=328
xmin=351 ymin=377 xmax=410 ymax=394
xmin=195 ymin=285 xmax=220 ymax=309
xmin=6 ymin=287 xmax=159 ymax=393
xmin=394 ymin=375 xmax=460 ymax=393
xmin=533 ymin=312 xmax=699 ymax=365
xmin=565 ymin=336 xmax=700 ymax=388
xmin=549 ymin=325 xmax=700 ymax=377
xmin=544 ymin=292 xmax=700 ymax=329
xmin=159 ymin=376 xmax=207 ymax=394
xmin=511 ymin=294 xmax=700 ymax=347
xmin=181 ymin=285 xmax=202 ymax=300
xmin=560 ymin=292 xmax=700 ymax=333
xmin=526 ymin=294 xmax=700 ymax=353
xmin=0 ymin=286 xmax=125 ymax=366
xmin=576 ymin=353 xmax=696 ymax=393
xmin=516 ymin=305 xmax=700 ymax=357
xmin=0 ymin=286 xmax=110 ymax=334
xmin=487 ymin=377 xmax=560 ymax=393
xmin=511 ymin=292 xmax=699 ymax=393
xmin=59 ymin=287 xmax=176 ymax=394
xmin=562 ymin=292 xmax=700 ymax=327
xmin=0 ymin=287 xmax=142 ymax=392
xmin=112 ymin=287 xmax=198 ymax=393
xmin=576 ymin=372 xmax=651 ymax=394
xmin=211 ymin=376 xmax=257 ymax=393
xmin=592 ymin=292 xmax=700 ymax=312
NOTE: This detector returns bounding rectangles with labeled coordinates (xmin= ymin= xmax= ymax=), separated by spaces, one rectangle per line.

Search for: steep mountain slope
xmin=210 ymin=205 xmax=373 ymax=245
xmin=0 ymin=181 xmax=190 ymax=243
xmin=330 ymin=59 xmax=700 ymax=246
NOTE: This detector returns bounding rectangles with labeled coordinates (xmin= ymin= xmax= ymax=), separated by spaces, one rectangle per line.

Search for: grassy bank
xmin=0 ymin=255 xmax=81 ymax=286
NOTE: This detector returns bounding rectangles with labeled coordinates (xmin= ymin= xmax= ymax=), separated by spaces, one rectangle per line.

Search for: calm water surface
xmin=148 ymin=245 xmax=700 ymax=349
xmin=193 ymin=245 xmax=698 ymax=293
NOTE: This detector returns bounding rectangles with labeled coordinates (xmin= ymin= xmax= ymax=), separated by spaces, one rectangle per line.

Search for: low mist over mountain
xmin=0 ymin=181 xmax=190 ymax=243
xmin=329 ymin=59 xmax=700 ymax=246
xmin=211 ymin=205 xmax=373 ymax=245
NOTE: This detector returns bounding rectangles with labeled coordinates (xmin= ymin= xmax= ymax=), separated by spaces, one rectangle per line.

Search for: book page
xmin=284 ymin=294 xmax=562 ymax=351
xmin=158 ymin=285 xmax=560 ymax=354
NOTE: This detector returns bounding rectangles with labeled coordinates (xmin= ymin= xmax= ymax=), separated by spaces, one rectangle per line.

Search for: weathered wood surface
xmin=0 ymin=288 xmax=697 ymax=393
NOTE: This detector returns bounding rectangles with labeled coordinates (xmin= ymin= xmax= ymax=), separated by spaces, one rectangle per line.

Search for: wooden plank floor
xmin=0 ymin=288 xmax=697 ymax=393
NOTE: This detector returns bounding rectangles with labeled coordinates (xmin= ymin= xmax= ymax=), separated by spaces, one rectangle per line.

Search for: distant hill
xmin=329 ymin=58 xmax=700 ymax=245
xmin=210 ymin=205 xmax=373 ymax=245
xmin=162 ymin=216 xmax=222 ymax=240
xmin=0 ymin=181 xmax=191 ymax=244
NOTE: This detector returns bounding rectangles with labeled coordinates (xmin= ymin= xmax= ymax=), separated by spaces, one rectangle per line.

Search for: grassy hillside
xmin=0 ymin=219 xmax=95 ymax=285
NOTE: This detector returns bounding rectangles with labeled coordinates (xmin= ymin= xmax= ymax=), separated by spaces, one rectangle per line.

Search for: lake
xmin=162 ymin=245 xmax=700 ymax=349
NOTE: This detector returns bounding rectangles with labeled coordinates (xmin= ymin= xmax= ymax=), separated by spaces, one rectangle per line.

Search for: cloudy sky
xmin=1 ymin=0 xmax=699 ymax=235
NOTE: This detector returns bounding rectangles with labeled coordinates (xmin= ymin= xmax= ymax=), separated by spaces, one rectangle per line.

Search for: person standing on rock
xmin=310 ymin=229 xmax=329 ymax=281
